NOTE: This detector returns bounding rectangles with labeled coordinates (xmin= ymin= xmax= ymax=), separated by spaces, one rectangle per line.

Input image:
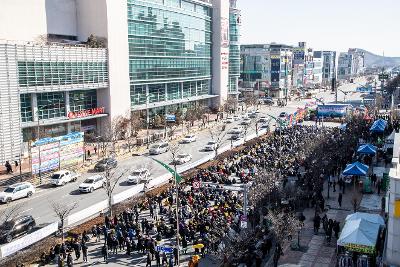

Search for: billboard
xmin=317 ymin=104 xmax=351 ymax=118
xmin=31 ymin=132 xmax=84 ymax=174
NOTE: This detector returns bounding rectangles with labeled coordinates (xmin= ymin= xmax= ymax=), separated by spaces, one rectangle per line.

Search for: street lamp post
xmin=145 ymin=94 xmax=150 ymax=149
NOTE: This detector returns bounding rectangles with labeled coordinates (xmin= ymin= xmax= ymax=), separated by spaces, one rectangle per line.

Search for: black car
xmin=0 ymin=215 xmax=36 ymax=243
xmin=94 ymin=158 xmax=118 ymax=172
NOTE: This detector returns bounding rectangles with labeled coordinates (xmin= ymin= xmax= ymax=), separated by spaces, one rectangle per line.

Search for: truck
xmin=50 ymin=170 xmax=81 ymax=186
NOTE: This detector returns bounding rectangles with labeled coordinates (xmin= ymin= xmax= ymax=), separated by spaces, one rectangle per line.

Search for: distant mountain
xmin=357 ymin=49 xmax=400 ymax=68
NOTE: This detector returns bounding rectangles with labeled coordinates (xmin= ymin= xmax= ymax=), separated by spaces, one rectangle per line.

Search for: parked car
xmin=94 ymin=158 xmax=118 ymax=172
xmin=225 ymin=117 xmax=234 ymax=123
xmin=279 ymin=112 xmax=288 ymax=118
xmin=264 ymin=97 xmax=274 ymax=105
xmin=173 ymin=153 xmax=192 ymax=165
xmin=0 ymin=182 xmax=35 ymax=204
xmin=79 ymin=175 xmax=105 ymax=193
xmin=0 ymin=215 xmax=36 ymax=243
xmin=229 ymin=126 xmax=243 ymax=134
xmin=259 ymin=116 xmax=269 ymax=123
xmin=127 ymin=168 xmax=150 ymax=184
xmin=181 ymin=134 xmax=196 ymax=143
xmin=248 ymin=112 xmax=257 ymax=119
xmin=149 ymin=142 xmax=169 ymax=155
xmin=204 ymin=141 xmax=217 ymax=151
xmin=50 ymin=170 xmax=80 ymax=186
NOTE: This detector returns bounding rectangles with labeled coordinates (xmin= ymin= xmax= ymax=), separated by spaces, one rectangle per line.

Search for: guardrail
xmin=0 ymin=127 xmax=270 ymax=259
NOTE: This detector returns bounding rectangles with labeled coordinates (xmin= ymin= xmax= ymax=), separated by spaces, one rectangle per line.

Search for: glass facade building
xmin=228 ymin=2 xmax=240 ymax=94
xmin=127 ymin=0 xmax=212 ymax=111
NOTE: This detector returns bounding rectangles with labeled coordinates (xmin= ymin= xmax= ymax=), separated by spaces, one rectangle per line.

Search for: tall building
xmin=321 ymin=51 xmax=337 ymax=87
xmin=292 ymin=42 xmax=307 ymax=89
xmin=269 ymin=43 xmax=293 ymax=98
xmin=0 ymin=0 xmax=240 ymax=163
xmin=228 ymin=0 xmax=241 ymax=97
xmin=239 ymin=44 xmax=270 ymax=90
xmin=312 ymin=51 xmax=323 ymax=86
xmin=337 ymin=49 xmax=365 ymax=80
xmin=303 ymin=48 xmax=314 ymax=87
xmin=348 ymin=48 xmax=365 ymax=75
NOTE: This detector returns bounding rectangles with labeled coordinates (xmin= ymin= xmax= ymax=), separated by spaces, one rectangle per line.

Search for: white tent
xmin=345 ymin=212 xmax=385 ymax=226
xmin=337 ymin=218 xmax=380 ymax=248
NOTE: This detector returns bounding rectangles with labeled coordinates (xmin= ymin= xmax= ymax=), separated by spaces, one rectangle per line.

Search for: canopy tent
xmin=384 ymin=130 xmax=396 ymax=151
xmin=343 ymin=162 xmax=369 ymax=176
xmin=370 ymin=119 xmax=387 ymax=133
xmin=357 ymin=144 xmax=377 ymax=155
xmin=337 ymin=218 xmax=380 ymax=254
xmin=345 ymin=212 xmax=385 ymax=226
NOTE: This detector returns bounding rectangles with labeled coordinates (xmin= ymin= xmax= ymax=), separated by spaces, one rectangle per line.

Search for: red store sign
xmin=68 ymin=107 xmax=105 ymax=119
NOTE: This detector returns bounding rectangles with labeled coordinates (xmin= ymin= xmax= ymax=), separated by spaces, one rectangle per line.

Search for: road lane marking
xmin=21 ymin=208 xmax=33 ymax=213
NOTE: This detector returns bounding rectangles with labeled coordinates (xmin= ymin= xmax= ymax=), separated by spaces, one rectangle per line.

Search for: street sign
xmin=156 ymin=246 xmax=173 ymax=254
xmin=192 ymin=180 xmax=201 ymax=189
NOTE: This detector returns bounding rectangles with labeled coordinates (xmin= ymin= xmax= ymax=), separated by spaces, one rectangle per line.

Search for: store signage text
xmin=68 ymin=107 xmax=105 ymax=119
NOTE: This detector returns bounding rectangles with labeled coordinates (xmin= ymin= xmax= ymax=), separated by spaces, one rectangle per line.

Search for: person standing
xmin=82 ymin=241 xmax=88 ymax=263
xmin=102 ymin=244 xmax=108 ymax=263
xmin=338 ymin=192 xmax=343 ymax=208
xmin=66 ymin=253 xmax=74 ymax=267
xmin=146 ymin=252 xmax=152 ymax=267
xmin=173 ymin=247 xmax=179 ymax=265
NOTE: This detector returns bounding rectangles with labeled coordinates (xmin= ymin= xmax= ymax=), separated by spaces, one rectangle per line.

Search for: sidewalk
xmin=278 ymin=182 xmax=360 ymax=267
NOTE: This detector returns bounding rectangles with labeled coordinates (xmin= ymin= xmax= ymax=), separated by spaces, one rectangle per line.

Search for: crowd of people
xmin=37 ymin=118 xmax=371 ymax=267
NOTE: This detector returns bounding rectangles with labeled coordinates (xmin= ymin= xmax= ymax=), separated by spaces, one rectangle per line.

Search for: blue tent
xmin=370 ymin=122 xmax=385 ymax=133
xmin=357 ymin=144 xmax=377 ymax=155
xmin=343 ymin=161 xmax=369 ymax=176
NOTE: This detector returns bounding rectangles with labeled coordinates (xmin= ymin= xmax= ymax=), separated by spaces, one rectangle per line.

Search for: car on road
xmin=233 ymin=115 xmax=240 ymax=121
xmin=264 ymin=97 xmax=274 ymax=105
xmin=279 ymin=112 xmax=288 ymax=118
xmin=181 ymin=134 xmax=196 ymax=143
xmin=94 ymin=158 xmax=118 ymax=172
xmin=79 ymin=175 xmax=105 ymax=193
xmin=50 ymin=170 xmax=80 ymax=186
xmin=230 ymin=133 xmax=243 ymax=140
xmin=259 ymin=116 xmax=269 ymax=123
xmin=173 ymin=153 xmax=192 ymax=165
xmin=225 ymin=117 xmax=234 ymax=123
xmin=0 ymin=215 xmax=36 ymax=243
xmin=0 ymin=182 xmax=35 ymax=204
xmin=241 ymin=118 xmax=252 ymax=125
xmin=248 ymin=112 xmax=257 ymax=119
xmin=204 ymin=141 xmax=217 ymax=151
xmin=260 ymin=124 xmax=270 ymax=130
xmin=127 ymin=168 xmax=151 ymax=184
xmin=149 ymin=142 xmax=169 ymax=155
xmin=228 ymin=126 xmax=243 ymax=134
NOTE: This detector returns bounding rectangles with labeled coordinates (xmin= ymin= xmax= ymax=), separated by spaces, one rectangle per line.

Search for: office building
xmin=338 ymin=49 xmax=365 ymax=81
xmin=239 ymin=44 xmax=271 ymax=90
xmin=312 ymin=51 xmax=323 ymax=86
xmin=321 ymin=51 xmax=337 ymax=87
xmin=269 ymin=43 xmax=293 ymax=98
xmin=292 ymin=42 xmax=307 ymax=89
xmin=0 ymin=0 xmax=240 ymax=163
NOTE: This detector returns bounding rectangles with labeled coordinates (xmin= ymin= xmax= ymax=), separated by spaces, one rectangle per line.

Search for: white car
xmin=229 ymin=126 xmax=243 ymax=134
xmin=79 ymin=175 xmax=105 ymax=193
xmin=204 ymin=141 xmax=217 ymax=151
xmin=174 ymin=153 xmax=192 ymax=165
xmin=127 ymin=168 xmax=150 ymax=184
xmin=149 ymin=142 xmax=169 ymax=155
xmin=241 ymin=118 xmax=252 ymax=125
xmin=50 ymin=170 xmax=80 ymax=186
xmin=181 ymin=134 xmax=196 ymax=143
xmin=259 ymin=117 xmax=269 ymax=123
xmin=0 ymin=182 xmax=35 ymax=203
xmin=233 ymin=115 xmax=240 ymax=121
xmin=225 ymin=117 xmax=234 ymax=123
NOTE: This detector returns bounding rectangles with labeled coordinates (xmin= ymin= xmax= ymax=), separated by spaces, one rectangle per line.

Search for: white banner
xmin=113 ymin=184 xmax=144 ymax=205
xmin=67 ymin=200 xmax=108 ymax=226
xmin=0 ymin=222 xmax=58 ymax=258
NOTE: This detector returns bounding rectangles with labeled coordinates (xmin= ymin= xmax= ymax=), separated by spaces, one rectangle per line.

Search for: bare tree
xmin=50 ymin=201 xmax=78 ymax=242
xmin=103 ymin=167 xmax=128 ymax=217
xmin=266 ymin=209 xmax=302 ymax=246
xmin=209 ymin=125 xmax=227 ymax=159
xmin=242 ymin=118 xmax=255 ymax=142
xmin=244 ymin=94 xmax=259 ymax=111
xmin=0 ymin=204 xmax=22 ymax=225
xmin=98 ymin=116 xmax=125 ymax=157
xmin=120 ymin=111 xmax=143 ymax=153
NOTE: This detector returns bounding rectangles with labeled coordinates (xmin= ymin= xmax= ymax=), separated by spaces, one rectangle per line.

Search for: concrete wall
xmin=211 ymin=0 xmax=230 ymax=109
xmin=76 ymin=0 xmax=108 ymax=41
xmin=45 ymin=0 xmax=77 ymax=37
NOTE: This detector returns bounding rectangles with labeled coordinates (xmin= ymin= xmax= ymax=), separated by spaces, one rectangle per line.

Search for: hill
xmin=358 ymin=49 xmax=400 ymax=68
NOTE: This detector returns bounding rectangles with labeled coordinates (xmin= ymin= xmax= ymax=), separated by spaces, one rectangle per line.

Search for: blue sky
xmin=237 ymin=0 xmax=399 ymax=56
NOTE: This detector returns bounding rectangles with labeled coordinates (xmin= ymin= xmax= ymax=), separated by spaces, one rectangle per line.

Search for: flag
xmin=150 ymin=157 xmax=183 ymax=183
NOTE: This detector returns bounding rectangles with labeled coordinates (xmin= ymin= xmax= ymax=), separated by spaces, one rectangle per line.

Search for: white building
xmin=0 ymin=0 xmax=240 ymax=163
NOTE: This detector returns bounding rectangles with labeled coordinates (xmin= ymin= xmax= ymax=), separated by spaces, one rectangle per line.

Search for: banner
xmin=317 ymin=104 xmax=350 ymax=118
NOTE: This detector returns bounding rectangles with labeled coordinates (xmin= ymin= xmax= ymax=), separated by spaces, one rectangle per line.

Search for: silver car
xmin=149 ymin=142 xmax=169 ymax=155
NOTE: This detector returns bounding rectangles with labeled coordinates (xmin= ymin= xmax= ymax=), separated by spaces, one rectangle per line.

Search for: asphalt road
xmin=0 ymin=79 xmax=365 ymax=229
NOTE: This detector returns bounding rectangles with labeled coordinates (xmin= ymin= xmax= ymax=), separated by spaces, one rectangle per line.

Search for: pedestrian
xmin=155 ymin=251 xmax=161 ymax=267
xmin=146 ymin=252 xmax=152 ymax=267
xmin=169 ymin=254 xmax=174 ymax=267
xmin=101 ymin=244 xmax=108 ymax=263
xmin=87 ymin=150 xmax=91 ymax=158
xmin=338 ymin=192 xmax=343 ymax=208
xmin=94 ymin=146 xmax=97 ymax=154
xmin=82 ymin=241 xmax=88 ymax=263
xmin=381 ymin=196 xmax=386 ymax=212
xmin=173 ymin=247 xmax=178 ymax=265
xmin=313 ymin=214 xmax=321 ymax=234
xmin=14 ymin=160 xmax=19 ymax=171
xmin=333 ymin=221 xmax=340 ymax=239
xmin=5 ymin=161 xmax=12 ymax=174
xmin=377 ymin=180 xmax=381 ymax=195
xmin=66 ymin=253 xmax=73 ymax=267
xmin=73 ymin=240 xmax=81 ymax=260
xmin=333 ymin=180 xmax=336 ymax=192
xmin=58 ymin=254 xmax=64 ymax=267
xmin=162 ymin=252 xmax=168 ymax=266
